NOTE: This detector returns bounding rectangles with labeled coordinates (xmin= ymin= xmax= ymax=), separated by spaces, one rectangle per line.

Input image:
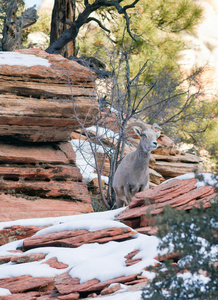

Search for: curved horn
xmin=127 ymin=122 xmax=147 ymax=131
xmin=152 ymin=123 xmax=162 ymax=131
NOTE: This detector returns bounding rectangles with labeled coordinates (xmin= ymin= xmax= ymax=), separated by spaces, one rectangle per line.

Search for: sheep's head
xmin=129 ymin=122 xmax=161 ymax=152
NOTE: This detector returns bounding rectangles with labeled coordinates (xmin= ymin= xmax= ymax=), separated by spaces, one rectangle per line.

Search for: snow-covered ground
xmin=0 ymin=208 xmax=158 ymax=299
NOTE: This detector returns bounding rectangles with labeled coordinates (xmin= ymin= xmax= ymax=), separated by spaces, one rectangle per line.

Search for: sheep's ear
xmin=156 ymin=131 xmax=161 ymax=138
xmin=134 ymin=127 xmax=141 ymax=137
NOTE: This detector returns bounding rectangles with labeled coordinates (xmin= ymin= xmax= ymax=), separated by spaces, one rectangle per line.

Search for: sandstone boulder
xmin=0 ymin=48 xmax=98 ymax=142
xmin=116 ymin=176 xmax=216 ymax=234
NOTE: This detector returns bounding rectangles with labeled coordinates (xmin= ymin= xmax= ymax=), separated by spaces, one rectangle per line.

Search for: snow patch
xmin=163 ymin=172 xmax=218 ymax=188
xmin=0 ymin=288 xmax=11 ymax=296
xmin=68 ymin=233 xmax=159 ymax=283
xmin=0 ymin=239 xmax=24 ymax=256
xmin=0 ymin=208 xmax=125 ymax=231
xmin=70 ymin=125 xmax=120 ymax=183
xmin=0 ymin=260 xmax=63 ymax=279
xmin=34 ymin=219 xmax=132 ymax=236
xmin=86 ymin=126 xmax=119 ymax=140
xmin=0 ymin=52 xmax=50 ymax=67
xmin=70 ymin=139 xmax=109 ymax=183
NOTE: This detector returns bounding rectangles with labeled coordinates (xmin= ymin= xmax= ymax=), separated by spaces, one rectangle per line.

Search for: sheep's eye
xmin=141 ymin=133 xmax=147 ymax=138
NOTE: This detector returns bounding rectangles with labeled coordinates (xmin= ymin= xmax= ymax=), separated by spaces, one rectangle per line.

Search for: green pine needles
xmin=142 ymin=198 xmax=218 ymax=300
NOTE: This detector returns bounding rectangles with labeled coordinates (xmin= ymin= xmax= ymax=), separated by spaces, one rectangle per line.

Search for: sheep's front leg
xmin=116 ymin=196 xmax=126 ymax=208
xmin=124 ymin=185 xmax=134 ymax=204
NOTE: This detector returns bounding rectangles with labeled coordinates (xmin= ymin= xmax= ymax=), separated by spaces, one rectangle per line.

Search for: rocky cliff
xmin=0 ymin=48 xmax=99 ymax=221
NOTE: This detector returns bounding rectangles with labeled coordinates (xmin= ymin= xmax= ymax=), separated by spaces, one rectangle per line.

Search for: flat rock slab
xmin=23 ymin=227 xmax=137 ymax=250
xmin=0 ymin=48 xmax=96 ymax=83
xmin=54 ymin=271 xmax=139 ymax=294
xmin=153 ymin=161 xmax=204 ymax=178
xmin=1 ymin=291 xmax=59 ymax=300
xmin=0 ymin=275 xmax=54 ymax=293
xmin=128 ymin=178 xmax=197 ymax=209
xmin=57 ymin=292 xmax=80 ymax=299
xmin=116 ymin=177 xmax=216 ymax=231
xmin=0 ymin=225 xmax=41 ymax=246
xmin=0 ymin=141 xmax=76 ymax=164
xmin=0 ymin=194 xmax=92 ymax=223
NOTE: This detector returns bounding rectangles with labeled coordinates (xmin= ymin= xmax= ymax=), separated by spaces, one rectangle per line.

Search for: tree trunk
xmin=50 ymin=0 xmax=76 ymax=57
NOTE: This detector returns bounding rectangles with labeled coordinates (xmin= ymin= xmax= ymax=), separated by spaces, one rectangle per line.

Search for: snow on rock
xmin=0 ymin=287 xmax=11 ymax=296
xmin=100 ymin=290 xmax=142 ymax=300
xmin=177 ymin=172 xmax=218 ymax=188
xmin=86 ymin=126 xmax=119 ymax=140
xmin=0 ymin=209 xmax=160 ymax=298
xmin=0 ymin=207 xmax=124 ymax=231
xmin=70 ymin=139 xmax=109 ymax=183
xmin=0 ymin=51 xmax=50 ymax=67
xmin=162 ymin=172 xmax=218 ymax=188
xmin=0 ymin=174 xmax=215 ymax=298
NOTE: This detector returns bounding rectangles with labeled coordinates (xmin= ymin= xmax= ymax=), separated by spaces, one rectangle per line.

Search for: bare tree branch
xmin=86 ymin=17 xmax=110 ymax=33
xmin=2 ymin=0 xmax=38 ymax=51
xmin=65 ymin=18 xmax=74 ymax=26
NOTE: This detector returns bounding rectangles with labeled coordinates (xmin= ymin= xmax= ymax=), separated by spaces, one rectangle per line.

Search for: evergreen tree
xmin=142 ymin=189 xmax=218 ymax=300
xmin=79 ymin=0 xmax=203 ymax=71
xmin=75 ymin=1 xmax=212 ymax=147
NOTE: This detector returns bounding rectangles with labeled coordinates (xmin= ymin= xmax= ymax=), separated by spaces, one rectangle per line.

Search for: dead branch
xmin=46 ymin=0 xmax=139 ymax=54
xmin=2 ymin=0 xmax=38 ymax=51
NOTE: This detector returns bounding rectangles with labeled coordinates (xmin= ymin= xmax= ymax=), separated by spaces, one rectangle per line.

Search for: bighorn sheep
xmin=113 ymin=122 xmax=161 ymax=208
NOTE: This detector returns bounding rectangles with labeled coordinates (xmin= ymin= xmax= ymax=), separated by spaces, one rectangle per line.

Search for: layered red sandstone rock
xmin=116 ymin=177 xmax=216 ymax=234
xmin=0 ymin=48 xmax=98 ymax=220
xmin=0 ymin=48 xmax=98 ymax=142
